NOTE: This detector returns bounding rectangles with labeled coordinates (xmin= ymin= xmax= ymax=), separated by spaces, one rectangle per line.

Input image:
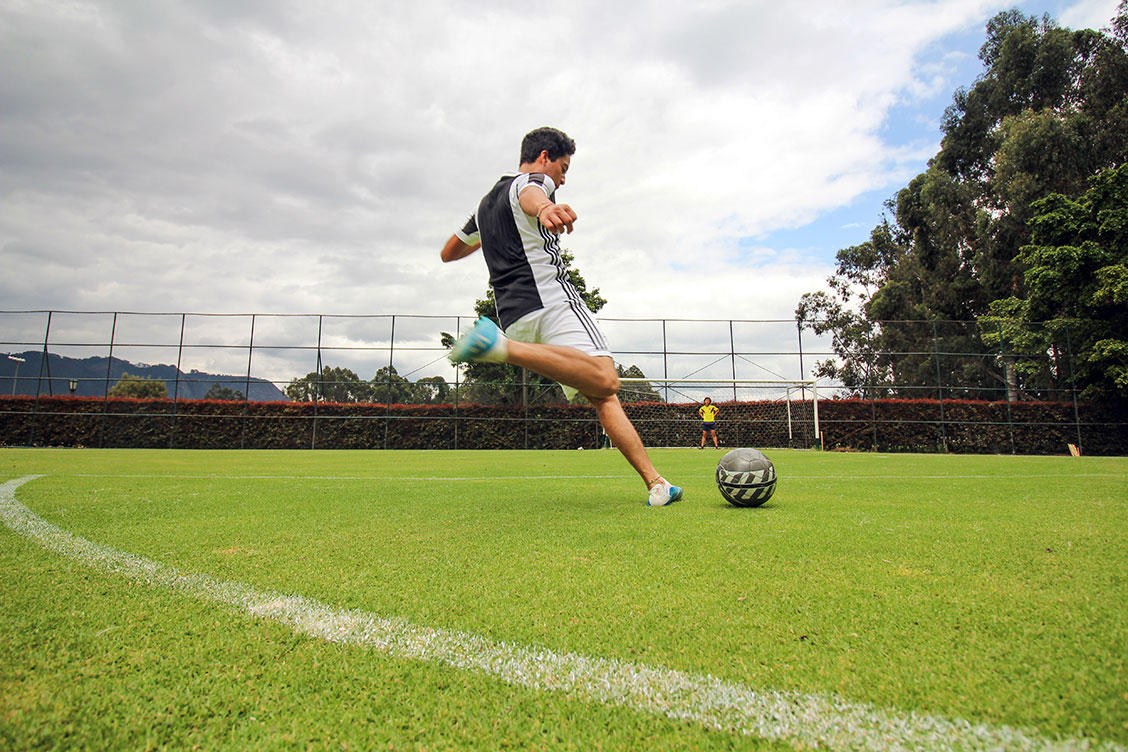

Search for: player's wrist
xmin=536 ymin=203 xmax=552 ymax=221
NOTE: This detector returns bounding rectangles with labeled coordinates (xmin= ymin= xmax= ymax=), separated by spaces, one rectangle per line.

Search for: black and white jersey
xmin=455 ymin=172 xmax=586 ymax=330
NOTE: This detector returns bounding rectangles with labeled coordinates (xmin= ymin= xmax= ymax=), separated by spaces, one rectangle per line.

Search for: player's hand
xmin=539 ymin=203 xmax=577 ymax=234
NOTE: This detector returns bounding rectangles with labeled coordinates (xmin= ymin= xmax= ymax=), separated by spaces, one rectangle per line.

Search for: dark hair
xmin=703 ymin=397 xmax=712 ymax=403
xmin=520 ymin=127 xmax=576 ymax=164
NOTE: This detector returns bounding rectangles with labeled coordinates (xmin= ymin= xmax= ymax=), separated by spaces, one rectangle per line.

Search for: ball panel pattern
xmin=716 ymin=448 xmax=777 ymax=507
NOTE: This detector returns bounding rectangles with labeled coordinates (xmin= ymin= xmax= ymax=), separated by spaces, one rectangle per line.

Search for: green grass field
xmin=1 ymin=447 xmax=1126 ymax=751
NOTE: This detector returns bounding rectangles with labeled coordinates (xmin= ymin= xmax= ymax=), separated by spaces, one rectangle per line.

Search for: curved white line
xmin=1 ymin=475 xmax=1122 ymax=752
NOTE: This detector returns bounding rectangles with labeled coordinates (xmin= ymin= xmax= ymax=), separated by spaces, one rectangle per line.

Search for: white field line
xmin=1 ymin=474 xmax=1123 ymax=752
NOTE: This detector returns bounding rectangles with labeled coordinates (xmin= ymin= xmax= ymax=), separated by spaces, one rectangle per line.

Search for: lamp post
xmin=69 ymin=379 xmax=79 ymax=395
xmin=7 ymin=355 xmax=25 ymax=396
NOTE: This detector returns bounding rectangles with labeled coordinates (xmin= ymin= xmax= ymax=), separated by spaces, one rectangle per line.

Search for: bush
xmin=1 ymin=395 xmax=1124 ymax=455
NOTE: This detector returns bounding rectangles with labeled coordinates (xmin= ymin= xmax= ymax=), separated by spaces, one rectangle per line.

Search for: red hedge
xmin=1 ymin=395 xmax=1124 ymax=455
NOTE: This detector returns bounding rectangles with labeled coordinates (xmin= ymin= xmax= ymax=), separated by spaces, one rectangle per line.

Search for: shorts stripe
xmin=534 ymin=224 xmax=608 ymax=353
xmin=568 ymin=299 xmax=607 ymax=351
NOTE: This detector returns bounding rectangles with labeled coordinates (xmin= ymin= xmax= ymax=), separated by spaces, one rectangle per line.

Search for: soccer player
xmin=698 ymin=397 xmax=720 ymax=449
xmin=440 ymin=127 xmax=683 ymax=507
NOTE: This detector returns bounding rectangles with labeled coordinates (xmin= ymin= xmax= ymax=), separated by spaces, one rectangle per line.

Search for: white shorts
xmin=505 ymin=302 xmax=613 ymax=399
xmin=505 ymin=302 xmax=612 ymax=357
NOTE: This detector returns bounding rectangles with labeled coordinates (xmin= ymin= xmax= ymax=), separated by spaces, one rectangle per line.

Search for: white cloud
xmin=2 ymin=0 xmax=1043 ymax=340
xmin=1056 ymin=0 xmax=1121 ymax=30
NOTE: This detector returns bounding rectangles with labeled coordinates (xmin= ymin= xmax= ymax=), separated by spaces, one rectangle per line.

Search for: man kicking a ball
xmin=440 ymin=127 xmax=683 ymax=507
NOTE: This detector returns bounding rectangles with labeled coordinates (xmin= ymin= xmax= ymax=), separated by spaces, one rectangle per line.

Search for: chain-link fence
xmin=1 ymin=310 xmax=1123 ymax=454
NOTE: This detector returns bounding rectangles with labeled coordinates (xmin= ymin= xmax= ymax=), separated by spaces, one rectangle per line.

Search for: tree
xmin=442 ymin=249 xmax=607 ymax=405
xmin=938 ymin=5 xmax=1127 ymax=303
xmin=798 ymin=5 xmax=1128 ymax=399
xmin=370 ymin=365 xmax=419 ymax=404
xmin=985 ymin=163 xmax=1128 ymax=399
xmin=616 ymin=364 xmax=661 ymax=403
xmin=203 ymin=383 xmax=244 ymax=401
xmin=286 ymin=366 xmax=374 ymax=403
xmin=414 ymin=375 xmax=451 ymax=404
xmin=107 ymin=372 xmax=168 ymax=399
xmin=796 ymin=221 xmax=902 ymax=397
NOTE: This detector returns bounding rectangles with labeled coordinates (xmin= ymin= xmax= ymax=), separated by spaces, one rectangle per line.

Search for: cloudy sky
xmin=0 ymin=0 xmax=1121 ymax=334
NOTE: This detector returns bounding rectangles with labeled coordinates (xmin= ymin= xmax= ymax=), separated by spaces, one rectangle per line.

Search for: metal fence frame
xmin=0 ymin=309 xmax=1114 ymax=453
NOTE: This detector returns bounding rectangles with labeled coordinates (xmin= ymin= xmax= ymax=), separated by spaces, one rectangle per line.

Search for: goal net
xmin=618 ymin=378 xmax=819 ymax=449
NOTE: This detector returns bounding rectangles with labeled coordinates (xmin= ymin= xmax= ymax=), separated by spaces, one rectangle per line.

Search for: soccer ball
xmin=715 ymin=448 xmax=777 ymax=507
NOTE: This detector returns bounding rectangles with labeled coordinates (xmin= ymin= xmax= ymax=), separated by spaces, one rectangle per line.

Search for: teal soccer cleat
xmin=449 ymin=316 xmax=509 ymax=363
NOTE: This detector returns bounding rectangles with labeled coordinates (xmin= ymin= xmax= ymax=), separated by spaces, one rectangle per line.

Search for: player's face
xmin=542 ymin=154 xmax=570 ymax=188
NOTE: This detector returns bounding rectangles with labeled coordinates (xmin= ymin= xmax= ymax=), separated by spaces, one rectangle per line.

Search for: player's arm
xmin=440 ymin=235 xmax=481 ymax=263
xmin=519 ymin=185 xmax=577 ymax=234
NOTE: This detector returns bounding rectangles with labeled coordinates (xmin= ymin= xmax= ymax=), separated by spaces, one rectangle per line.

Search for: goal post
xmin=618 ymin=378 xmax=819 ymax=449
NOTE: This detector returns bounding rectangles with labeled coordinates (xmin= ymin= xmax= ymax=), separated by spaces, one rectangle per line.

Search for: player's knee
xmin=599 ymin=370 xmax=621 ymax=397
xmin=584 ymin=371 xmax=619 ymax=399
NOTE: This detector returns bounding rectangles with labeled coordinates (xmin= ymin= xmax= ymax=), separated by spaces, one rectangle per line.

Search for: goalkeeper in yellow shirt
xmin=698 ymin=397 xmax=720 ymax=449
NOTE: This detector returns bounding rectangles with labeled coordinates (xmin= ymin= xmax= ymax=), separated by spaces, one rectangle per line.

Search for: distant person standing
xmin=698 ymin=397 xmax=720 ymax=449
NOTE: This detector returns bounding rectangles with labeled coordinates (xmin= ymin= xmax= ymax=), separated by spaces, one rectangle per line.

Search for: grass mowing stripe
xmin=50 ymin=472 xmax=1125 ymax=481
xmin=59 ymin=473 xmax=636 ymax=481
xmin=3 ymin=474 xmax=1123 ymax=752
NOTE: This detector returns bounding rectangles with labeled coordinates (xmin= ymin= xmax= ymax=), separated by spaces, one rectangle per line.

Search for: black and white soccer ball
xmin=715 ymin=448 xmax=777 ymax=507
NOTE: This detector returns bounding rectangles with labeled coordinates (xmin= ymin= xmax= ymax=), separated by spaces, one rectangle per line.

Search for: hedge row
xmin=0 ymin=397 xmax=604 ymax=451
xmin=817 ymin=397 xmax=1127 ymax=455
xmin=1 ymin=395 xmax=1124 ymax=455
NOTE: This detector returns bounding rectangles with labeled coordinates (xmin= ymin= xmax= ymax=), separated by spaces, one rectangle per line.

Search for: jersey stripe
xmin=464 ymin=172 xmax=607 ymax=353
xmin=533 ymin=222 xmax=606 ymax=350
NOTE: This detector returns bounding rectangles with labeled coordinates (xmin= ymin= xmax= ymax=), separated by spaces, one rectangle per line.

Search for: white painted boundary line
xmin=1 ymin=474 xmax=1122 ymax=752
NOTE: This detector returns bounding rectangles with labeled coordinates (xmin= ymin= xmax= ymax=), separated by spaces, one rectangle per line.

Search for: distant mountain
xmin=1 ymin=351 xmax=287 ymax=401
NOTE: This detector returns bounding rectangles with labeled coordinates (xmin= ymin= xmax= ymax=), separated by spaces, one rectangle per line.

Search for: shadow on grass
xmin=715 ymin=501 xmax=778 ymax=511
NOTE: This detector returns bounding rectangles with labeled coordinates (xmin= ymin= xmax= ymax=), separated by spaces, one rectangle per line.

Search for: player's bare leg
xmin=506 ymin=346 xmax=667 ymax=485
xmin=504 ymin=340 xmax=620 ymax=398
xmin=586 ymin=391 xmax=658 ymax=483
xmin=449 ymin=318 xmax=682 ymax=505
xmin=506 ymin=347 xmax=682 ymax=504
xmin=448 ymin=317 xmax=618 ymax=398
xmin=586 ymin=392 xmax=681 ymax=505
xmin=451 ymin=316 xmax=623 ymax=398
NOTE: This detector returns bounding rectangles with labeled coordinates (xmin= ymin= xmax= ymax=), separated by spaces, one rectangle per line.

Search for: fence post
xmin=997 ymin=321 xmax=1016 ymax=454
xmin=796 ymin=320 xmax=806 ymax=402
xmin=870 ymin=390 xmax=878 ymax=451
xmin=1064 ymin=322 xmax=1083 ymax=452
xmin=240 ymin=314 xmax=255 ymax=450
xmin=385 ymin=315 xmax=395 ymax=450
xmin=27 ymin=311 xmax=53 ymax=446
xmin=312 ymin=315 xmax=323 ymax=449
xmin=729 ymin=320 xmax=737 ymax=403
xmin=97 ymin=312 xmax=119 ymax=449
xmin=661 ymin=319 xmax=669 ymax=447
xmin=38 ymin=321 xmax=55 ymax=396
xmin=170 ymin=313 xmax=186 ymax=448
xmin=932 ymin=320 xmax=948 ymax=452
xmin=661 ymin=319 xmax=669 ymax=400
xmin=454 ymin=316 xmax=461 ymax=450
xmin=522 ymin=366 xmax=529 ymax=450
